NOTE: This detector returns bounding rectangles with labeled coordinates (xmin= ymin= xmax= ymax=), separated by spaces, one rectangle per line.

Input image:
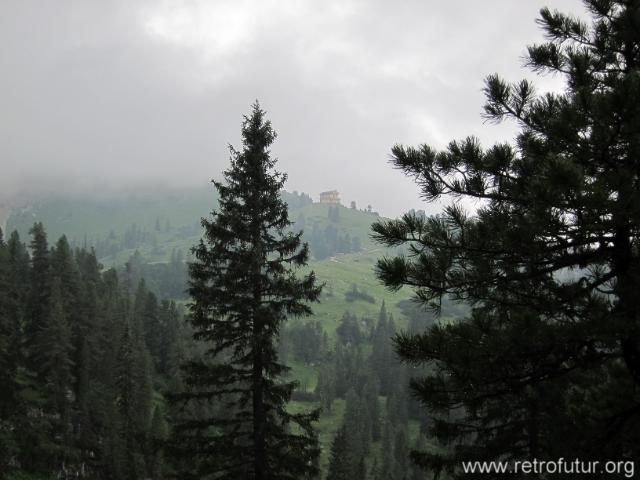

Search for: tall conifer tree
xmin=26 ymin=222 xmax=50 ymax=372
xmin=173 ymin=103 xmax=322 ymax=479
xmin=326 ymin=426 xmax=354 ymax=480
xmin=0 ymin=229 xmax=18 ymax=418
xmin=37 ymin=277 xmax=75 ymax=466
xmin=115 ymin=315 xmax=152 ymax=479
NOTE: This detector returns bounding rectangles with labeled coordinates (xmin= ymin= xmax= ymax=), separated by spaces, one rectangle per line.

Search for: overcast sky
xmin=1 ymin=0 xmax=585 ymax=217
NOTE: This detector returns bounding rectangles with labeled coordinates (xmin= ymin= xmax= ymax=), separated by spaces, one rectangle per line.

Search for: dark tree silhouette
xmin=173 ymin=103 xmax=322 ymax=479
xmin=374 ymin=1 xmax=640 ymax=476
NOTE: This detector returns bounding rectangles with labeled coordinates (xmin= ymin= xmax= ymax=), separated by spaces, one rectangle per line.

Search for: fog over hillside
xmin=1 ymin=0 xmax=583 ymax=217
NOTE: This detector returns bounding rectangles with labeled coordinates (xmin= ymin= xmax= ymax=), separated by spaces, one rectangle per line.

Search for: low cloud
xmin=1 ymin=0 xmax=583 ymax=216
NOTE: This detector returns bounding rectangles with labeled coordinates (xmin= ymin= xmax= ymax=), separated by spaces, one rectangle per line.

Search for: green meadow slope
xmin=6 ymin=186 xmax=216 ymax=244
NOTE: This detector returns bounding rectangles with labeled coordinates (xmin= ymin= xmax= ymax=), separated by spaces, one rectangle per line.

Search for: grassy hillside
xmin=6 ymin=188 xmax=382 ymax=265
xmin=305 ymin=250 xmax=409 ymax=335
xmin=5 ymin=187 xmax=412 ymax=326
xmin=6 ymin=185 xmax=217 ymax=246
xmin=295 ymin=202 xmax=382 ymax=250
xmin=3 ymin=184 xmax=417 ymax=356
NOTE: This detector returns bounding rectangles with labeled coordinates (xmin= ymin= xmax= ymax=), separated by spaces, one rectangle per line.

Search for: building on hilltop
xmin=319 ymin=190 xmax=340 ymax=205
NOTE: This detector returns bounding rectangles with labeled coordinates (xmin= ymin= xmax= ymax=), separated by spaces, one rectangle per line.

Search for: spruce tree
xmin=377 ymin=421 xmax=396 ymax=480
xmin=50 ymin=236 xmax=84 ymax=400
xmin=0 ymin=229 xmax=20 ymax=470
xmin=315 ymin=366 xmax=335 ymax=412
xmin=392 ymin=427 xmax=409 ymax=480
xmin=361 ymin=376 xmax=381 ymax=441
xmin=173 ymin=103 xmax=322 ymax=479
xmin=336 ymin=311 xmax=362 ymax=346
xmin=150 ymin=405 xmax=169 ymax=479
xmin=26 ymin=222 xmax=50 ymax=373
xmin=98 ymin=268 xmax=131 ymax=479
xmin=36 ymin=277 xmax=75 ymax=467
xmin=158 ymin=299 xmax=182 ymax=378
xmin=115 ymin=317 xmax=151 ymax=479
xmin=343 ymin=388 xmax=371 ymax=460
xmin=373 ymin=0 xmax=640 ymax=475
xmin=0 ymin=229 xmax=18 ymax=419
xmin=369 ymin=302 xmax=397 ymax=395
xmin=73 ymin=247 xmax=104 ymax=470
xmin=326 ymin=426 xmax=353 ymax=480
xmin=133 ymin=279 xmax=162 ymax=369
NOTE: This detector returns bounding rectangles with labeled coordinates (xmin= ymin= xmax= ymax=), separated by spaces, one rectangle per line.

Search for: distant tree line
xmin=310 ymin=224 xmax=362 ymax=260
xmin=121 ymin=249 xmax=188 ymax=301
xmin=320 ymin=303 xmax=429 ymax=479
xmin=278 ymin=300 xmax=432 ymax=479
xmin=281 ymin=190 xmax=314 ymax=210
xmin=92 ymin=220 xmax=201 ymax=260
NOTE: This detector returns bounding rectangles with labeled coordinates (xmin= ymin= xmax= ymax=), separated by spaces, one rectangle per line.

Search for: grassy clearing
xmin=304 ymin=250 xmax=411 ymax=336
xmin=288 ymin=362 xmax=319 ymax=391
xmin=7 ymin=186 xmax=216 ymax=243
